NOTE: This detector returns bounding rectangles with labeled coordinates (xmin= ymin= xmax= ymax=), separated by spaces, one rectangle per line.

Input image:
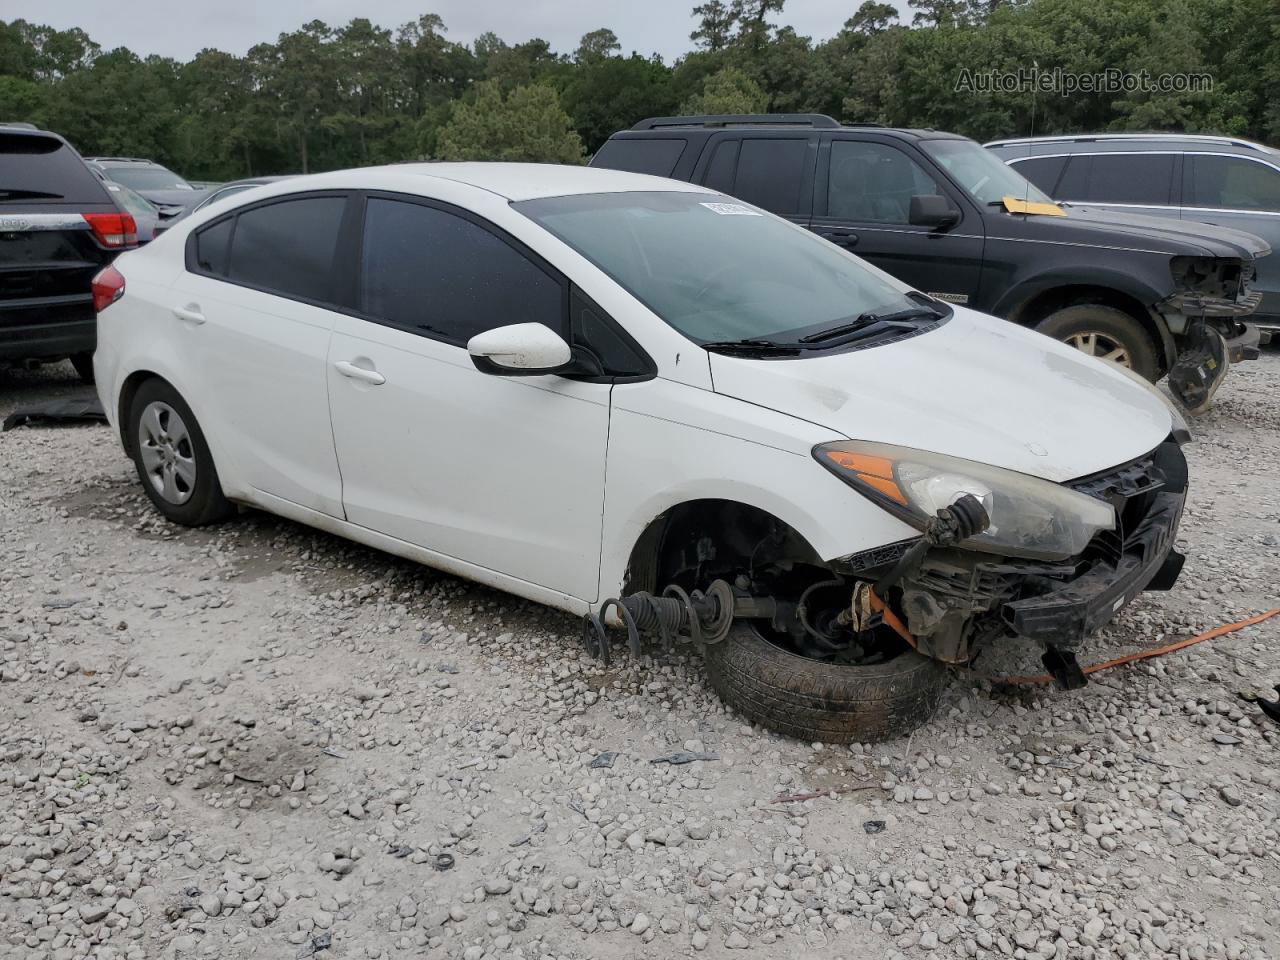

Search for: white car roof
xmin=295 ymin=162 xmax=710 ymax=202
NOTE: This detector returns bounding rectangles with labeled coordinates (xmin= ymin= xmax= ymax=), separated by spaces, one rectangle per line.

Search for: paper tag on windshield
xmin=700 ymin=201 xmax=761 ymax=216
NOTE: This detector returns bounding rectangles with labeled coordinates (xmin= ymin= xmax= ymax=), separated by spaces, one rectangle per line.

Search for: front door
xmin=325 ymin=194 xmax=611 ymax=601
xmin=811 ymin=137 xmax=985 ymax=307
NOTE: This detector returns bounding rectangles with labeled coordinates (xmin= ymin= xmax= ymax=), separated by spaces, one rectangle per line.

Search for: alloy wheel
xmin=137 ymin=401 xmax=197 ymax=505
xmin=1064 ymin=331 xmax=1133 ymax=367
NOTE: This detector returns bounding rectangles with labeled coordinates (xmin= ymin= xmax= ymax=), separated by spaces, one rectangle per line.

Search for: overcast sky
xmin=5 ymin=0 xmax=912 ymax=63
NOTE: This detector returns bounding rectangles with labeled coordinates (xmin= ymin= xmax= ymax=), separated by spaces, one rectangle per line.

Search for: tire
xmin=70 ymin=352 xmax=95 ymax=384
xmin=703 ymin=622 xmax=948 ymax=743
xmin=1034 ymin=304 xmax=1160 ymax=382
xmin=127 ymin=379 xmax=234 ymax=526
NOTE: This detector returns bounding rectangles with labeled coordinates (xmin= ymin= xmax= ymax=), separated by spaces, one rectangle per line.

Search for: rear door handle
xmin=334 ymin=360 xmax=386 ymax=385
xmin=173 ymin=304 xmax=205 ymax=325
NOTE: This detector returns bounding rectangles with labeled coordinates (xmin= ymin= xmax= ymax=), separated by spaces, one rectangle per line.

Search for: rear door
xmin=811 ymin=135 xmax=985 ymax=305
xmin=1181 ymin=152 xmax=1280 ymax=319
xmin=692 ymin=133 xmax=818 ymax=227
xmin=1053 ymin=151 xmax=1182 ymax=221
xmin=0 ymin=129 xmax=124 ymax=358
xmin=173 ymin=193 xmax=352 ymax=517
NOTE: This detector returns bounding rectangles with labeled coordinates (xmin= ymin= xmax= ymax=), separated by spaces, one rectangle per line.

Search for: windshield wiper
xmin=0 ymin=189 xmax=63 ymax=202
xmin=700 ymin=338 xmax=804 ymax=356
xmin=798 ymin=306 xmax=941 ymax=344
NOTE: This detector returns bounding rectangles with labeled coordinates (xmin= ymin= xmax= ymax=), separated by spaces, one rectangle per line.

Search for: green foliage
xmin=436 ymin=81 xmax=585 ymax=163
xmin=0 ymin=0 xmax=1276 ymax=182
xmin=680 ymin=65 xmax=768 ymax=114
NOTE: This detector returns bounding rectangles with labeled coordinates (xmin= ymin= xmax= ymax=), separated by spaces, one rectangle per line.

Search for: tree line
xmin=1 ymin=0 xmax=1277 ymax=182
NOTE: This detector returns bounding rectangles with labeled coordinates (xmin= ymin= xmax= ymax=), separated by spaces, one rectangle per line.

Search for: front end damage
xmin=587 ymin=440 xmax=1187 ymax=697
xmin=1161 ymin=256 xmax=1264 ymax=412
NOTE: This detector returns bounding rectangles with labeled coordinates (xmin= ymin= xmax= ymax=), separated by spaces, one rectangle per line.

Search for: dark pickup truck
xmin=1 ymin=125 xmax=137 ymax=382
xmin=591 ymin=114 xmax=1268 ymax=411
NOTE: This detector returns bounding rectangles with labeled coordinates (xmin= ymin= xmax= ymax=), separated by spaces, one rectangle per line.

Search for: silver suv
xmin=986 ymin=133 xmax=1280 ymax=342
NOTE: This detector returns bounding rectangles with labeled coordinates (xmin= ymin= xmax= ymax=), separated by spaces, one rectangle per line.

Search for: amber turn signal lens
xmin=818 ymin=450 xmax=907 ymax=504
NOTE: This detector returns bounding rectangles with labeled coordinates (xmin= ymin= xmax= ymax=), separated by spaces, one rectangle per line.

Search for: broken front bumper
xmin=1001 ymin=488 xmax=1184 ymax=645
xmin=890 ymin=440 xmax=1188 ymax=661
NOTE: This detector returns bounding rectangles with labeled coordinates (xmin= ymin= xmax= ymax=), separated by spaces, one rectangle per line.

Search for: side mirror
xmin=909 ymin=194 xmax=960 ymax=228
xmin=467 ymin=322 xmax=572 ymax=376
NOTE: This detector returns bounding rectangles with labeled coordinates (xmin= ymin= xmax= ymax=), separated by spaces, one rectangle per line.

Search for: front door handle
xmin=334 ymin=359 xmax=386 ymax=385
xmin=173 ymin=304 xmax=205 ymax=325
xmin=819 ymin=230 xmax=858 ymax=246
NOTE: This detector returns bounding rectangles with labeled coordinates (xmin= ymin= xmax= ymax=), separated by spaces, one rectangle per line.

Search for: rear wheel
xmin=128 ymin=379 xmax=234 ymax=526
xmin=1035 ymin=304 xmax=1160 ymax=381
xmin=70 ymin=352 xmax=95 ymax=384
xmin=703 ymin=622 xmax=947 ymax=743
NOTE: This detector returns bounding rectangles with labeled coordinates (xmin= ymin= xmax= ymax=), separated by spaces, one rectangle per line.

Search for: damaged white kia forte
xmin=92 ymin=164 xmax=1190 ymax=741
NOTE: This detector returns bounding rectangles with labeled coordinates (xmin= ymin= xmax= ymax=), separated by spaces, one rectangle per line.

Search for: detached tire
xmin=703 ymin=623 xmax=947 ymax=743
xmin=1035 ymin=304 xmax=1160 ymax=381
xmin=128 ymin=378 xmax=234 ymax=526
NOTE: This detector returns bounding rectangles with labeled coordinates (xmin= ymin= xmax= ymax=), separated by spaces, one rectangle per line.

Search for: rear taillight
xmin=83 ymin=212 xmax=138 ymax=248
xmin=91 ymin=265 xmax=126 ymax=312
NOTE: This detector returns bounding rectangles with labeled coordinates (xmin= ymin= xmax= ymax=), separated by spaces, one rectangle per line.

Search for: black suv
xmin=592 ymin=115 xmax=1268 ymax=410
xmin=1 ymin=125 xmax=137 ymax=381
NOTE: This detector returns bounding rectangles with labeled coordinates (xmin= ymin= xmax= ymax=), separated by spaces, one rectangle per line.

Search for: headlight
xmin=814 ymin=440 xmax=1115 ymax=561
xmin=1110 ymin=364 xmax=1192 ymax=442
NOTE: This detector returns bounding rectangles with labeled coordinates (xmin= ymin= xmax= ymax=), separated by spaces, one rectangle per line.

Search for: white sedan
xmin=91 ymin=163 xmax=1189 ymax=742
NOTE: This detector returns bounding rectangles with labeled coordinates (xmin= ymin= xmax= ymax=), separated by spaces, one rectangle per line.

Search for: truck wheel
xmin=1035 ymin=305 xmax=1160 ymax=381
xmin=703 ymin=622 xmax=947 ymax=743
xmin=128 ymin=379 xmax=234 ymax=526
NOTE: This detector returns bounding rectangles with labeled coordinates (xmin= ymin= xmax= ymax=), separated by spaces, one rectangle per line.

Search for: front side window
xmin=1008 ymin=156 xmax=1068 ymax=196
xmin=1185 ymin=155 xmax=1280 ymax=212
xmin=226 ymin=196 xmax=347 ymax=303
xmin=828 ymin=140 xmax=945 ymax=224
xmin=359 ymin=197 xmax=563 ymax=345
xmin=517 ymin=191 xmax=922 ymax=345
xmin=921 ymin=138 xmax=1053 ymax=206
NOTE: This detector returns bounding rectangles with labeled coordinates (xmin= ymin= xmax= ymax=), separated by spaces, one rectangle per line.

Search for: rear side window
xmin=226 ymin=196 xmax=347 ymax=303
xmin=703 ymin=140 xmax=739 ymax=193
xmin=1010 ymin=156 xmax=1068 ymax=195
xmin=194 ymin=218 xmax=232 ymax=275
xmin=360 ymin=197 xmax=563 ymax=345
xmin=731 ymin=139 xmax=810 ymax=215
xmin=592 ymin=138 xmax=687 ymax=177
xmin=1056 ymin=153 xmax=1176 ymax=205
xmin=0 ymin=131 xmax=109 ymax=205
xmin=1185 ymin=155 xmax=1280 ymax=212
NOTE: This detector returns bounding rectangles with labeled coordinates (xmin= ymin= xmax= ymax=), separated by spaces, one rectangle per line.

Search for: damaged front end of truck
xmin=1161 ymin=255 xmax=1265 ymax=413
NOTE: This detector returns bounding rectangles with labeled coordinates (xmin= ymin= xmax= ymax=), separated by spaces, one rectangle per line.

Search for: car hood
xmin=708 ymin=308 xmax=1174 ymax=483
xmin=1011 ymin=204 xmax=1270 ymax=260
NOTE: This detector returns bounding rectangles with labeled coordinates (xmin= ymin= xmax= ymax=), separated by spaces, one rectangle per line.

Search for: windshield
xmin=103 ymin=165 xmax=192 ymax=192
xmin=106 ymin=182 xmax=156 ymax=218
xmin=516 ymin=192 xmax=920 ymax=344
xmin=922 ymin=139 xmax=1054 ymax=206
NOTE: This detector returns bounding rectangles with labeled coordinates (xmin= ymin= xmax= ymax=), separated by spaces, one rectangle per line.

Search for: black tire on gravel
xmin=703 ymin=622 xmax=948 ymax=743
xmin=128 ymin=378 xmax=235 ymax=527
xmin=1034 ymin=304 xmax=1160 ymax=382
xmin=70 ymin=352 xmax=95 ymax=384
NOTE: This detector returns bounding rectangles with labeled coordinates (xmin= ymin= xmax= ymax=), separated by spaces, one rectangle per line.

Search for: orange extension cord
xmin=869 ymin=591 xmax=1280 ymax=687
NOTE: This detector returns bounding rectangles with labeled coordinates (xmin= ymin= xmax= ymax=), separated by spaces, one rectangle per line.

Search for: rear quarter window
xmin=0 ymin=131 xmax=110 ymax=205
xmin=591 ymin=138 xmax=688 ymax=177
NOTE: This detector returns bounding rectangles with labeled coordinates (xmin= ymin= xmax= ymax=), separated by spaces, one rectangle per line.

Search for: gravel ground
xmin=1 ymin=354 xmax=1278 ymax=960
